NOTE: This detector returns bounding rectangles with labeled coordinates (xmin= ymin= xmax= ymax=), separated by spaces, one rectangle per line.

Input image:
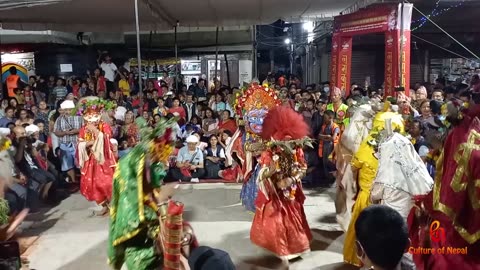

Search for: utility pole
xmin=290 ymin=25 xmax=294 ymax=75
xmin=252 ymin=25 xmax=257 ymax=79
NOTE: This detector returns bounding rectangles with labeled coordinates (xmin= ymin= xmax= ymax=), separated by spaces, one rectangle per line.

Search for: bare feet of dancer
xmin=91 ymin=202 xmax=109 ymax=217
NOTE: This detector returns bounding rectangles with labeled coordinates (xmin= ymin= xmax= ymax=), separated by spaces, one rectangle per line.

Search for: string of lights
xmin=412 ymin=0 xmax=466 ymax=31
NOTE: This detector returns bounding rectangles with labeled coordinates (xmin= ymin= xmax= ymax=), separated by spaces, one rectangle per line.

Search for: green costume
xmin=107 ymin=118 xmax=176 ymax=270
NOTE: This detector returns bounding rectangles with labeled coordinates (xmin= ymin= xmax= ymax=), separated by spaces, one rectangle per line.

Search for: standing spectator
xmin=311 ymin=99 xmax=327 ymax=138
xmin=188 ymin=77 xmax=198 ymax=92
xmin=193 ymin=79 xmax=208 ymax=102
xmin=118 ymin=71 xmax=130 ymax=97
xmin=301 ymin=98 xmax=315 ymax=128
xmin=5 ymin=66 xmax=21 ymax=98
xmin=318 ymin=110 xmax=340 ymax=182
xmin=52 ymin=79 xmax=68 ymax=104
xmin=53 ymin=100 xmax=82 ymax=183
xmin=99 ymin=54 xmax=118 ymax=96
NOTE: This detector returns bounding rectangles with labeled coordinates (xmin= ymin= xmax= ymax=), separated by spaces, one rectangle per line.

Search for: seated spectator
xmin=219 ymin=130 xmax=232 ymax=150
xmin=355 ymin=205 xmax=410 ymax=270
xmin=189 ymin=115 xmax=202 ymax=130
xmin=201 ymin=108 xmax=217 ymax=142
xmin=191 ymin=132 xmax=208 ymax=151
xmin=168 ymin=97 xmax=186 ymax=124
xmin=118 ymin=139 xmax=132 ymax=159
xmin=0 ymin=106 xmax=16 ymax=128
xmin=204 ymin=135 xmax=226 ymax=179
xmin=181 ymin=124 xmax=198 ymax=140
xmin=15 ymin=109 xmax=34 ymax=127
xmin=153 ymin=97 xmax=169 ymax=117
xmin=33 ymin=119 xmax=48 ymax=143
xmin=12 ymin=126 xmax=57 ymax=204
xmin=217 ymin=110 xmax=237 ymax=136
xmin=170 ymin=135 xmax=205 ymax=183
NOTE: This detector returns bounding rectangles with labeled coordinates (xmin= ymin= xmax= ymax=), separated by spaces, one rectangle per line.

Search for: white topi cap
xmin=185 ymin=135 xmax=199 ymax=143
xmin=25 ymin=124 xmax=40 ymax=136
xmin=0 ymin=128 xmax=10 ymax=136
xmin=60 ymin=100 xmax=75 ymax=109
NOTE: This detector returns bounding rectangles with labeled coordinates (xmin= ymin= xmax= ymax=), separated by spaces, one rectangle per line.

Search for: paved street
xmin=23 ymin=183 xmax=357 ymax=270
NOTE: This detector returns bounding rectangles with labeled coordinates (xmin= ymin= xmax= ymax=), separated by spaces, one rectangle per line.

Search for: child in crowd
xmin=118 ymin=140 xmax=131 ymax=159
xmin=14 ymin=89 xmax=25 ymax=106
xmin=181 ymin=124 xmax=196 ymax=140
xmin=355 ymin=205 xmax=410 ymax=270
xmin=23 ymin=86 xmax=35 ymax=108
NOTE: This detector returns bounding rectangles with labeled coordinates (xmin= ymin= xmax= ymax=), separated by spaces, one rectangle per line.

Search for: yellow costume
xmin=343 ymin=110 xmax=404 ymax=266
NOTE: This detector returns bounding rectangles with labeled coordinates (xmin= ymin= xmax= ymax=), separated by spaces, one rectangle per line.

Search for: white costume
xmin=335 ymin=104 xmax=374 ymax=231
xmin=371 ymin=133 xmax=433 ymax=219
xmin=371 ymin=132 xmax=433 ymax=270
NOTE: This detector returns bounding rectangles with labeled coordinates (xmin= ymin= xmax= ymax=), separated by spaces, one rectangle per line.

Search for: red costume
xmin=408 ymin=104 xmax=480 ymax=270
xmin=76 ymin=98 xmax=117 ymax=205
xmin=78 ymin=123 xmax=116 ymax=204
xmin=250 ymin=106 xmax=312 ymax=259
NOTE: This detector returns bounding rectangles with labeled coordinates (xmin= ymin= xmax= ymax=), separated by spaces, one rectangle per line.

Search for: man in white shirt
xmin=99 ymin=54 xmax=118 ymax=95
xmin=170 ymin=135 xmax=205 ymax=182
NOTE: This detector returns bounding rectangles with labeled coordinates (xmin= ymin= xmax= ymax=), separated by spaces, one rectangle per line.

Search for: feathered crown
xmin=73 ymin=97 xmax=116 ymax=122
xmin=261 ymin=106 xmax=310 ymax=141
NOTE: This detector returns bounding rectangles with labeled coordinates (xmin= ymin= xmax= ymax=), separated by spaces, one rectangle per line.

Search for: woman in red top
xmin=95 ymin=68 xmax=107 ymax=92
xmin=217 ymin=110 xmax=237 ymax=135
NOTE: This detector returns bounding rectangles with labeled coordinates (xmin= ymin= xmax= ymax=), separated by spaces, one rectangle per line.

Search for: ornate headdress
xmin=233 ymin=82 xmax=280 ymax=131
xmin=73 ymin=97 xmax=116 ymax=123
xmin=135 ymin=117 xmax=177 ymax=187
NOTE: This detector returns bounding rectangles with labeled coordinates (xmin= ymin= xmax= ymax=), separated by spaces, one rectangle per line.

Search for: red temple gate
xmin=330 ymin=3 xmax=413 ymax=97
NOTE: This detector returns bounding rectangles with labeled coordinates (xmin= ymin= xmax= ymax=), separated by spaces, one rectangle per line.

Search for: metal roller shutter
xmin=350 ymin=50 xmax=377 ymax=88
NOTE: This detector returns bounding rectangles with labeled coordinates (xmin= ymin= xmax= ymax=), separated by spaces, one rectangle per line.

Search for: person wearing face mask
xmin=323 ymin=82 xmax=330 ymax=96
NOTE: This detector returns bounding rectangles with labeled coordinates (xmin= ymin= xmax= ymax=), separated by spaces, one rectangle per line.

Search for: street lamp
xmin=284 ymin=38 xmax=291 ymax=44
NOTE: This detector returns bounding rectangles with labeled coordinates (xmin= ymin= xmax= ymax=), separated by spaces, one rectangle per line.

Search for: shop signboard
xmin=181 ymin=60 xmax=201 ymax=75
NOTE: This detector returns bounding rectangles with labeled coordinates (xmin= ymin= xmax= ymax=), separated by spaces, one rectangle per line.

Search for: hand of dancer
xmin=154 ymin=183 xmax=180 ymax=203
xmin=179 ymin=254 xmax=191 ymax=270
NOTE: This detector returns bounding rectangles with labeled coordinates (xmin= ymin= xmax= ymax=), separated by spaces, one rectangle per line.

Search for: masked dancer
xmin=75 ymin=97 xmax=117 ymax=216
xmin=250 ymin=106 xmax=313 ymax=263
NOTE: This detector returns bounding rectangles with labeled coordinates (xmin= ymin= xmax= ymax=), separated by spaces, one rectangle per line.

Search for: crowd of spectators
xmin=1 ymin=50 xmax=480 ymax=216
